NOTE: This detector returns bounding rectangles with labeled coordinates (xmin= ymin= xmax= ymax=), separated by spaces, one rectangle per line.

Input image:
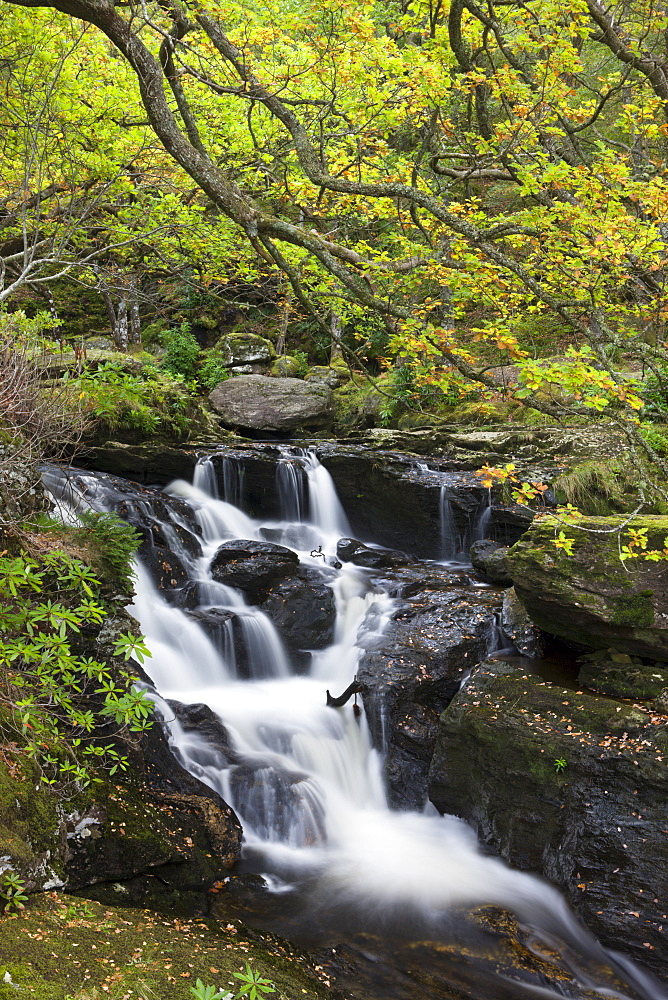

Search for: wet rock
xmin=358 ymin=573 xmax=503 ymax=809
xmin=209 ymin=375 xmax=334 ymax=434
xmin=169 ymin=701 xmax=238 ymax=764
xmin=578 ymin=648 xmax=668 ymax=700
xmin=209 ymin=539 xmax=299 ymax=603
xmin=258 ymin=567 xmax=337 ymax=658
xmin=43 ymin=465 xmax=204 ymax=597
xmin=183 ymin=608 xmax=252 ymax=678
xmin=501 ymin=587 xmax=547 ymax=658
xmin=79 ymin=440 xmax=242 ymax=486
xmin=505 ymin=514 xmax=668 ymax=660
xmin=428 ymin=658 xmax=668 ymax=977
xmin=469 ymin=540 xmax=512 ymax=585
xmin=336 ymin=537 xmax=409 ymax=569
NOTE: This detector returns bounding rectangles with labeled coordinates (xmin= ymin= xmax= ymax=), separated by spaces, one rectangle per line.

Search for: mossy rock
xmin=269 ymin=355 xmax=302 ymax=377
xmin=578 ymin=649 xmax=668 ymax=699
xmin=445 ymin=399 xmax=522 ymax=425
xmin=35 ymin=350 xmax=149 ymax=378
xmin=0 ymin=754 xmax=65 ymax=890
xmin=428 ymin=657 xmax=668 ymax=975
xmin=304 ymin=365 xmax=347 ymax=387
xmin=214 ymin=333 xmax=275 ymax=367
xmin=0 ymin=893 xmax=334 ymax=1000
xmin=505 ymin=514 xmax=668 ymax=660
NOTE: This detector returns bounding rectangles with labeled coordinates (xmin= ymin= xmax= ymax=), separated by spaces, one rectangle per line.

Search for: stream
xmin=44 ymin=448 xmax=668 ymax=1000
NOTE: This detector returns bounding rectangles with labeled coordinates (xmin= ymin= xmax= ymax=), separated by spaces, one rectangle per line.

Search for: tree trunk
xmin=330 ymin=311 xmax=343 ymax=364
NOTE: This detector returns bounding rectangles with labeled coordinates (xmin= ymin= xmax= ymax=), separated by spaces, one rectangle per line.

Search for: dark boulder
xmin=209 ymin=540 xmax=299 ymax=603
xmin=428 ymin=657 xmax=668 ymax=978
xmin=259 ymin=567 xmax=337 ymax=660
xmin=469 ymin=539 xmax=512 ymax=586
xmin=358 ymin=571 xmax=503 ymax=809
xmin=169 ymin=700 xmax=238 ymax=764
xmin=336 ymin=537 xmax=409 ymax=569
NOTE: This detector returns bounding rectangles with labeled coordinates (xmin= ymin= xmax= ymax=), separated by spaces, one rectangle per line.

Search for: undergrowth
xmin=0 ymin=549 xmax=152 ymax=789
xmin=69 ymin=361 xmax=195 ymax=440
xmin=552 ymin=457 xmax=642 ymax=515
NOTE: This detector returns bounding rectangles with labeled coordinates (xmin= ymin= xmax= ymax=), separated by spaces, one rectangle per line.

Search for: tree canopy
xmin=1 ymin=0 xmax=667 ymax=454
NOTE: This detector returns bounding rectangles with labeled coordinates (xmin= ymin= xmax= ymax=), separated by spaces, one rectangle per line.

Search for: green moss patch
xmin=0 ymin=894 xmax=332 ymax=1000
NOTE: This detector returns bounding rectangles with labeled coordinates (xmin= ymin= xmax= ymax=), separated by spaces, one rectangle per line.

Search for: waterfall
xmin=439 ymin=486 xmax=460 ymax=560
xmin=474 ymin=487 xmax=494 ymax=540
xmin=301 ymin=449 xmax=351 ymax=538
xmin=41 ymin=457 xmax=667 ymax=1000
xmin=276 ymin=450 xmax=307 ymax=521
xmin=221 ymin=455 xmax=245 ymax=508
xmin=194 ymin=457 xmax=219 ymax=498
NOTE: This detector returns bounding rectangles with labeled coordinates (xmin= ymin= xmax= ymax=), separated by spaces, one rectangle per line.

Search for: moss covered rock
xmin=214 ymin=333 xmax=275 ymax=368
xmin=505 ymin=515 xmax=668 ymax=662
xmin=269 ymin=355 xmax=302 ymax=377
xmin=428 ymin=658 xmax=668 ymax=977
xmin=0 ymin=754 xmax=65 ymax=891
xmin=578 ymin=648 xmax=668 ymax=699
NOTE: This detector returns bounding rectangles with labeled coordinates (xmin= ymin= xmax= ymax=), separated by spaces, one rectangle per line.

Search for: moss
xmin=332 ymin=379 xmax=385 ymax=431
xmin=0 ymin=754 xmax=64 ymax=884
xmin=552 ymin=458 xmax=639 ymax=515
xmin=610 ymin=592 xmax=655 ymax=627
xmin=0 ymin=893 xmax=333 ymax=1000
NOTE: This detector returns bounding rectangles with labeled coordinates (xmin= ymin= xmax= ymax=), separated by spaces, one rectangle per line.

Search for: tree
xmin=2 ymin=0 xmax=667 ymax=465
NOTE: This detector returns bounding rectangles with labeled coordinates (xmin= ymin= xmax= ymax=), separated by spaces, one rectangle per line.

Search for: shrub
xmin=197 ymin=356 xmax=230 ymax=392
xmin=0 ymin=550 xmax=153 ymax=789
xmin=292 ymin=350 xmax=310 ymax=379
xmin=0 ymin=309 xmax=90 ymax=476
xmin=75 ymin=511 xmax=142 ymax=593
xmin=70 ymin=361 xmax=195 ymax=440
xmin=161 ymin=322 xmax=200 ymax=380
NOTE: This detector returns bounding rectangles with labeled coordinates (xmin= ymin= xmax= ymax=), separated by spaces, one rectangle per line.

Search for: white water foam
xmin=42 ymin=453 xmax=668 ymax=999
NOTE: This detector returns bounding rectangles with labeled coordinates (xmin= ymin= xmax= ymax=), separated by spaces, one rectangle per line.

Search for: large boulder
xmin=428 ymin=658 xmax=668 ymax=978
xmin=258 ymin=567 xmax=337 ymax=662
xmin=505 ymin=514 xmax=668 ymax=660
xmin=209 ymin=375 xmax=334 ymax=434
xmin=357 ymin=570 xmax=503 ymax=809
xmin=209 ymin=539 xmax=299 ymax=603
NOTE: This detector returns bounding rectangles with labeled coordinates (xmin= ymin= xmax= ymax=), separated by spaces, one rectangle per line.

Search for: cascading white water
xmin=220 ymin=455 xmax=245 ymax=508
xmin=276 ymin=450 xmax=307 ymax=522
xmin=43 ymin=454 xmax=668 ymax=1000
xmin=300 ymin=448 xmax=351 ymax=539
xmin=439 ymin=486 xmax=460 ymax=560
xmin=194 ymin=457 xmax=219 ymax=498
xmin=474 ymin=487 xmax=494 ymax=541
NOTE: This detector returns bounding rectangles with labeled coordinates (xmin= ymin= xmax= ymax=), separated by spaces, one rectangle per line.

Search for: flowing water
xmin=44 ymin=451 xmax=667 ymax=1000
